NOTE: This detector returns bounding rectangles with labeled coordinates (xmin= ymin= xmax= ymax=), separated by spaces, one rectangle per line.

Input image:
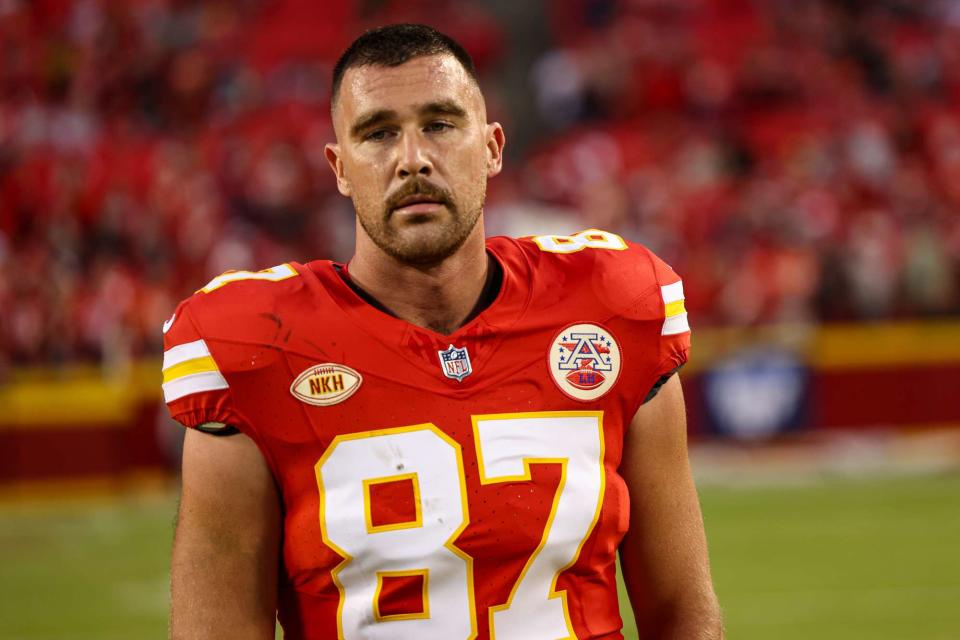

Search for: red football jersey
xmin=162 ymin=230 xmax=690 ymax=640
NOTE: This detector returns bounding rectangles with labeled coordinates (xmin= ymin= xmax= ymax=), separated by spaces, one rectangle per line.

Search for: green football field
xmin=1 ymin=473 xmax=958 ymax=639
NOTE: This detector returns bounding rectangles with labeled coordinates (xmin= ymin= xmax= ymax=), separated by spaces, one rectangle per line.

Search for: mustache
xmin=385 ymin=178 xmax=453 ymax=212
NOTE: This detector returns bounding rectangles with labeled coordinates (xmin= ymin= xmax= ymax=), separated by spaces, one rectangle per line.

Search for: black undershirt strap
xmin=462 ymin=254 xmax=504 ymax=325
xmin=196 ymin=422 xmax=239 ymax=436
xmin=333 ymin=263 xmax=395 ymax=315
xmin=642 ymin=366 xmax=683 ymax=405
xmin=333 ymin=255 xmax=504 ymax=326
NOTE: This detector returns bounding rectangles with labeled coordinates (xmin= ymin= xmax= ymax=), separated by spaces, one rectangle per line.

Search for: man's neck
xmin=346 ymin=221 xmax=490 ymax=335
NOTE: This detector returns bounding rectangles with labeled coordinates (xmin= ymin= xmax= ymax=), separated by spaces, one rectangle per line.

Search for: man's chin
xmin=385 ymin=230 xmax=463 ymax=265
xmin=359 ymin=203 xmax=481 ymax=266
xmin=379 ymin=218 xmax=478 ymax=265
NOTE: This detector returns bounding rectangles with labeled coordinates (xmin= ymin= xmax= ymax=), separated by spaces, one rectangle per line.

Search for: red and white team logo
xmin=548 ymin=323 xmax=622 ymax=401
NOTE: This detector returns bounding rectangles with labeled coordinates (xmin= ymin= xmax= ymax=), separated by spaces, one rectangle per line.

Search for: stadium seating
xmin=1 ymin=0 xmax=957 ymax=369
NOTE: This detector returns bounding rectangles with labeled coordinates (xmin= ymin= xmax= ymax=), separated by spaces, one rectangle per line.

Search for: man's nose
xmin=396 ymin=132 xmax=433 ymax=179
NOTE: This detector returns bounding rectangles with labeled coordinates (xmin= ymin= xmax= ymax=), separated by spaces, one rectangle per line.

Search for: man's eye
xmin=365 ymin=129 xmax=393 ymax=142
xmin=424 ymin=121 xmax=452 ymax=133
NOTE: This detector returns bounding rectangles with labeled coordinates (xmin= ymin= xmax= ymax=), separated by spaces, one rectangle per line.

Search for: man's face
xmin=326 ymin=55 xmax=504 ymax=265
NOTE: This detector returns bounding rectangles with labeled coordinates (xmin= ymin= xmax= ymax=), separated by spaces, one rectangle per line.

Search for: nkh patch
xmin=548 ymin=323 xmax=622 ymax=401
xmin=290 ymin=363 xmax=362 ymax=406
xmin=437 ymin=344 xmax=472 ymax=382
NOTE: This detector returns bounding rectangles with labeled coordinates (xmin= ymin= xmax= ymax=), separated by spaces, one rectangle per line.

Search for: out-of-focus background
xmin=1 ymin=0 xmax=958 ymax=638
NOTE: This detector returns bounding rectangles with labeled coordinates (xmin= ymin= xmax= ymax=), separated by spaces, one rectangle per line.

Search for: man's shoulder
xmin=163 ymin=262 xmax=316 ymax=350
xmin=489 ymin=230 xmax=678 ymax=315
xmin=491 ymin=229 xmax=660 ymax=270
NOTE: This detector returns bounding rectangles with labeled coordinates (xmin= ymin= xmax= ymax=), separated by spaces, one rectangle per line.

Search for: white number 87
xmin=315 ymin=411 xmax=605 ymax=639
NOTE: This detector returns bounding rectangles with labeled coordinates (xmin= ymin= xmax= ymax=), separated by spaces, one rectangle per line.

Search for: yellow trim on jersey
xmin=161 ymin=339 xmax=229 ymax=402
xmin=161 ymin=355 xmax=219 ymax=384
xmin=660 ymin=281 xmax=690 ymax=335
xmin=664 ymin=299 xmax=686 ymax=318
xmin=530 ymin=229 xmax=627 ymax=254
xmin=198 ymin=263 xmax=298 ymax=294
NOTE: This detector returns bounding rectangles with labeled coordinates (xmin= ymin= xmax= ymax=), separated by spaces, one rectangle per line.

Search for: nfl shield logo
xmin=438 ymin=344 xmax=472 ymax=382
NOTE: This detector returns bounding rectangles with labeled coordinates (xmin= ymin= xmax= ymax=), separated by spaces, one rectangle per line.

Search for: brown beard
xmin=356 ymin=176 xmax=484 ymax=266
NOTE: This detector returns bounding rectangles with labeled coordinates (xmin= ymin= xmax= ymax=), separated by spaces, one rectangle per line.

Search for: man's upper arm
xmin=618 ymin=374 xmax=722 ymax=638
xmin=171 ymin=427 xmax=281 ymax=640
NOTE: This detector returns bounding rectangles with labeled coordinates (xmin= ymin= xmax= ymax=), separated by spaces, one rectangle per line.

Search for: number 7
xmin=473 ymin=412 xmax=605 ymax=639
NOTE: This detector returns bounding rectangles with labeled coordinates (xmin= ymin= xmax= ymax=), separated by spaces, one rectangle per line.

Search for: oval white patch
xmin=290 ymin=363 xmax=362 ymax=406
xmin=547 ymin=323 xmax=622 ymax=401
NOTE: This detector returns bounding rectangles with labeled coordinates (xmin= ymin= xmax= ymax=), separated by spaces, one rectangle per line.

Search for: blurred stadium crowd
xmin=1 ymin=0 xmax=959 ymax=368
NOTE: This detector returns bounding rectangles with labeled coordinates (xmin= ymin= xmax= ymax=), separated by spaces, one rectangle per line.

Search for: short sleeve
xmin=628 ymin=247 xmax=690 ymax=404
xmin=161 ymin=300 xmax=242 ymax=429
xmin=653 ymin=262 xmax=691 ymax=374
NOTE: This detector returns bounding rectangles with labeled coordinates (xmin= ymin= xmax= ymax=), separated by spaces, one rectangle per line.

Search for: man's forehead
xmin=335 ymin=54 xmax=481 ymax=121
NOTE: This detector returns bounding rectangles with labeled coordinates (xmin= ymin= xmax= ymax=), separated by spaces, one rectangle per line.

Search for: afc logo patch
xmin=548 ymin=323 xmax=622 ymax=401
xmin=438 ymin=344 xmax=472 ymax=382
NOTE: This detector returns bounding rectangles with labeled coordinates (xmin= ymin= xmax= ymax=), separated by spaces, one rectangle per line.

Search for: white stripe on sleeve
xmin=162 ymin=370 xmax=230 ymax=403
xmin=660 ymin=280 xmax=684 ymax=304
xmin=163 ymin=339 xmax=212 ymax=371
xmin=661 ymin=312 xmax=690 ymax=336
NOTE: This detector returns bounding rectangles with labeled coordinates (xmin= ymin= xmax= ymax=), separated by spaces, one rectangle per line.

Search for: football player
xmin=166 ymin=24 xmax=722 ymax=640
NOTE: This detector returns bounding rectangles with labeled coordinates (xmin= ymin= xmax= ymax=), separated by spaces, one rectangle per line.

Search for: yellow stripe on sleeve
xmin=162 ymin=355 xmax=220 ymax=384
xmin=665 ymin=299 xmax=686 ymax=318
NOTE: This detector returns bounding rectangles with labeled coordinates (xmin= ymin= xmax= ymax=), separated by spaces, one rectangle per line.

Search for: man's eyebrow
xmin=350 ymin=109 xmax=397 ymax=138
xmin=417 ymin=100 xmax=468 ymax=119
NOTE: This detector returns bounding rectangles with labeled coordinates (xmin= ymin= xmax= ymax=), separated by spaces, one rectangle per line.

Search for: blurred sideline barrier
xmin=1 ymin=320 xmax=958 ymax=492
xmin=686 ymin=320 xmax=960 ymax=440
xmin=0 ymin=359 xmax=170 ymax=497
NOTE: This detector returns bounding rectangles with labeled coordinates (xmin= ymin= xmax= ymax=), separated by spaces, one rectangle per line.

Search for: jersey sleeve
xmin=647 ymin=248 xmax=691 ymax=378
xmin=161 ymin=299 xmax=244 ymax=430
xmin=608 ymin=241 xmax=691 ymax=407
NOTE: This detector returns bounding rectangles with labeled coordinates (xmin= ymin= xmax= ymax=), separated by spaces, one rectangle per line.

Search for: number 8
xmin=316 ymin=424 xmax=475 ymax=639
xmin=530 ymin=229 xmax=627 ymax=254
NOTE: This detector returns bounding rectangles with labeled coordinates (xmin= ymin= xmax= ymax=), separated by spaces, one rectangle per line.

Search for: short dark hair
xmin=331 ymin=24 xmax=479 ymax=105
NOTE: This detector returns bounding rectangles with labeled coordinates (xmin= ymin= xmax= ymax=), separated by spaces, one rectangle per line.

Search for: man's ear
xmin=485 ymin=122 xmax=506 ymax=178
xmin=324 ymin=143 xmax=352 ymax=197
